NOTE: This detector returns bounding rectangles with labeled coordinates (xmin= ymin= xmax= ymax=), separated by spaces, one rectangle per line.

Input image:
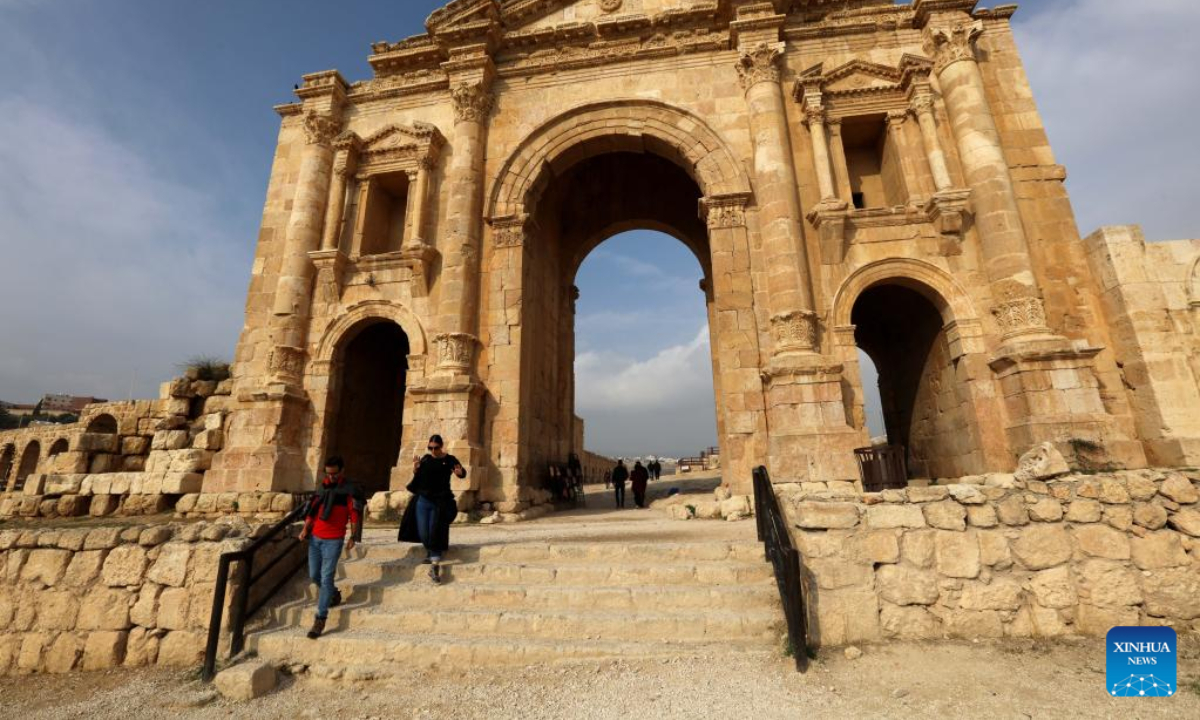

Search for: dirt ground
xmin=7 ymin=636 xmax=1198 ymax=720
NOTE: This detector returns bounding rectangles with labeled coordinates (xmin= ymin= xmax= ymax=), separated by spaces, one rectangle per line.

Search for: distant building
xmin=0 ymin=401 xmax=37 ymax=417
xmin=37 ymin=394 xmax=106 ymax=415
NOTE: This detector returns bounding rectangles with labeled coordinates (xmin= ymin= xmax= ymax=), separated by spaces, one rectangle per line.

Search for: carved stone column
xmin=797 ymin=82 xmax=849 ymax=264
xmin=911 ymin=89 xmax=953 ymax=192
xmin=804 ymin=105 xmax=838 ymax=203
xmin=735 ymin=42 xmax=819 ymax=358
xmin=434 ymin=74 xmax=494 ymax=375
xmin=827 ymin=118 xmax=853 ymax=203
xmin=319 ymin=134 xmax=359 ymax=252
xmin=271 ymin=109 xmax=342 ymax=367
xmin=910 ymin=82 xmax=971 ymax=250
xmin=923 ymin=16 xmax=1054 ymax=342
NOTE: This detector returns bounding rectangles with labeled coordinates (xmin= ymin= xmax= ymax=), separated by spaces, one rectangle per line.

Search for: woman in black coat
xmin=398 ymin=434 xmax=465 ymax=584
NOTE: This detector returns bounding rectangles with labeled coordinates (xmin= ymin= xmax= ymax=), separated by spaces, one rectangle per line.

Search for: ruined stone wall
xmin=0 ymin=519 xmax=295 ymax=675
xmin=782 ymin=469 xmax=1200 ymax=647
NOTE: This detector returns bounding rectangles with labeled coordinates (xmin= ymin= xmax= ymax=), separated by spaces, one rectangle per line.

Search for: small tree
xmin=0 ymin=406 xmax=17 ymax=430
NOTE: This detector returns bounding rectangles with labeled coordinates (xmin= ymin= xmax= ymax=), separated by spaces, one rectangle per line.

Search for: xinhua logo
xmin=1106 ymin=626 xmax=1177 ymax=697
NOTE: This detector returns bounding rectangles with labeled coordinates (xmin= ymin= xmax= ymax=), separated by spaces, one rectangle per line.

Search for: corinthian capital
xmin=736 ymin=42 xmax=784 ymax=92
xmin=302 ymin=111 xmax=341 ymax=147
xmin=451 ymin=81 xmax=495 ymax=124
xmin=923 ymin=19 xmax=984 ymax=75
xmin=770 ymin=310 xmax=819 ymax=353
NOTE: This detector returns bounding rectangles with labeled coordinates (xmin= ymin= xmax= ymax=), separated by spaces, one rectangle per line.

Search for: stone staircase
xmin=246 ymin=533 xmax=784 ymax=676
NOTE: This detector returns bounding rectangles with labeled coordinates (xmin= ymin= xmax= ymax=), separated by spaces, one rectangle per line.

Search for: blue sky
xmin=1 ymin=1 xmax=1197 ymax=457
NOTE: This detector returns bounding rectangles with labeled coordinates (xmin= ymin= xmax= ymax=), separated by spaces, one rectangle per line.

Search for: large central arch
xmin=483 ymin=99 xmax=766 ymax=498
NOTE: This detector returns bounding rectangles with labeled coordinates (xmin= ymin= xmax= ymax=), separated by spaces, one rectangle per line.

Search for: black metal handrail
xmin=201 ymin=500 xmax=309 ymax=681
xmin=753 ymin=465 xmax=809 ymax=672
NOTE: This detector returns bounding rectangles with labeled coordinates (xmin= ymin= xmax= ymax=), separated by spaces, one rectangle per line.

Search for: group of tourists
xmin=608 ymin=458 xmax=661 ymax=509
xmin=299 ymin=434 xmax=464 ymax=640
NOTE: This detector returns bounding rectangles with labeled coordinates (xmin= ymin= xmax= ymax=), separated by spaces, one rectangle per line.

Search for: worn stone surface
xmin=1011 ymin=525 xmax=1071 ymax=570
xmin=215 ymin=660 xmax=278 ymax=702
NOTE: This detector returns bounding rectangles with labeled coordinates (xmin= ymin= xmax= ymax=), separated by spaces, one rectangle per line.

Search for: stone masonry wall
xmin=0 ymin=519 xmax=292 ymax=676
xmin=782 ymin=468 xmax=1200 ymax=647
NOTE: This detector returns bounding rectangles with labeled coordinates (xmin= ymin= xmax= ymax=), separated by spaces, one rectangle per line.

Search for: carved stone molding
xmin=599 ymin=0 xmax=623 ymax=13
xmin=491 ymin=214 xmax=532 ymax=248
xmin=700 ymin=194 xmax=751 ymax=230
xmin=992 ymin=296 xmax=1049 ymax=337
xmin=770 ymin=310 xmax=819 ymax=353
xmin=802 ymin=104 xmax=826 ymax=128
xmin=268 ymin=345 xmax=307 ymax=383
xmin=887 ymin=109 xmax=909 ymax=127
xmin=736 ymin=42 xmax=784 ymax=92
xmin=924 ymin=19 xmax=984 ymax=75
xmin=435 ymin=332 xmax=479 ymax=372
xmin=451 ymin=81 xmax=495 ymax=124
xmin=303 ymin=112 xmax=341 ymax=147
xmin=911 ymin=93 xmax=936 ymax=117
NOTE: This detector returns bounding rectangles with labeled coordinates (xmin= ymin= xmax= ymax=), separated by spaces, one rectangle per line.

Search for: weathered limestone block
xmin=78 ymin=432 xmax=119 ymax=454
xmin=1168 ymin=508 xmax=1200 ymax=537
xmin=880 ymin=603 xmax=942 ymax=639
xmin=45 ymin=475 xmax=85 ymax=495
xmin=1028 ymin=566 xmax=1077 ymax=609
xmin=877 ymin=565 xmax=939 ymax=606
xmin=21 ymin=548 xmax=71 ymax=586
xmin=90 ymin=494 xmax=120 ymax=517
xmin=1132 ymin=503 xmax=1168 ymax=530
xmin=162 ymin=473 xmax=204 ymax=494
xmin=1064 ymin=499 xmax=1102 ymax=523
xmin=793 ymin=501 xmax=859 ymax=529
xmin=78 ymin=588 xmax=134 ymax=630
xmin=923 ymin=500 xmax=966 ymax=531
xmin=156 ymin=631 xmax=205 ymax=666
xmin=978 ymin=531 xmax=1012 ymax=569
xmin=1125 ymin=475 xmax=1159 ymax=502
xmin=1141 ymin=566 xmax=1200 ymax=619
xmin=39 ymin=591 xmax=80 ymax=630
xmin=1075 ymin=559 xmax=1142 ymax=607
xmin=966 ymin=504 xmax=998 ymax=528
xmin=168 ymin=450 xmax=214 ymax=474
xmin=1012 ymin=525 xmax=1071 ymax=570
xmin=866 ymin=504 xmax=925 ymax=529
xmin=1098 ymin=479 xmax=1131 ymax=505
xmin=147 ymin=543 xmax=192 ymax=587
xmin=1130 ymin=531 xmax=1191 ymax=569
xmin=812 ymin=587 xmax=880 ymax=646
xmin=906 ymin=486 xmax=949 ymax=503
xmin=121 ymin=436 xmax=151 ymax=456
xmin=1072 ymin=524 xmax=1131 ymax=560
xmin=945 ymin=610 xmax=1004 ymax=639
xmin=194 ymin=429 xmax=224 ymax=452
xmin=84 ymin=527 xmax=122 ymax=550
xmin=846 ymin=530 xmax=900 ymax=564
xmin=934 ymin=530 xmax=980 ymax=578
xmin=83 ymin=631 xmax=128 ymax=671
xmin=102 ymin=545 xmax=149 ymax=586
xmin=215 ymin=660 xmax=278 ymax=702
xmin=1015 ymin=442 xmax=1070 ymax=482
xmin=157 ymin=587 xmax=191 ymax=630
xmin=947 ymin=485 xmax=986 ymax=505
xmin=995 ymin=495 xmax=1030 ymax=526
xmin=130 ymin=583 xmax=163 ymax=627
xmin=795 ymin=531 xmax=849 ymax=559
xmin=151 ymin=430 xmax=190 ymax=451
xmin=1027 ymin=498 xmax=1063 ymax=522
xmin=805 ymin=557 xmax=873 ymax=590
xmin=124 ymin=627 xmax=160 ymax=667
xmin=1160 ymin=474 xmax=1199 ymax=504
xmin=1104 ymin=505 xmax=1134 ymax=531
xmin=901 ymin=530 xmax=935 ymax=568
xmin=959 ymin=579 xmax=1023 ymax=611
xmin=45 ymin=633 xmax=83 ymax=673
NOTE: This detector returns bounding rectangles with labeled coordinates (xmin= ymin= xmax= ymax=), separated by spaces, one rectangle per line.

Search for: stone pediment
xmin=353 ymin=123 xmax=446 ymax=172
xmin=820 ymin=59 xmax=903 ymax=95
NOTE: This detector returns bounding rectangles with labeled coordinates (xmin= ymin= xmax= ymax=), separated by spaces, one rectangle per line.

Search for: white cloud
xmin=0 ymin=97 xmax=248 ymax=401
xmin=576 ymin=326 xmax=713 ymax=412
xmin=1013 ymin=0 xmax=1200 ymax=241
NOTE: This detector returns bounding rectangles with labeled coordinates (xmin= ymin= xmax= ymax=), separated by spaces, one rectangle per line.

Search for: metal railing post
xmin=201 ymin=555 xmax=233 ymax=681
xmin=228 ymin=554 xmax=253 ymax=657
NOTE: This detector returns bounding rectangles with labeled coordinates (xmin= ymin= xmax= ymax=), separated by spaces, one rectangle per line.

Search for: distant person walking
xmin=630 ymin=461 xmax=650 ymax=508
xmin=611 ymin=459 xmax=629 ymax=508
xmin=299 ymin=456 xmax=363 ymax=640
xmin=403 ymin=434 xmax=465 ymax=585
xmin=649 ymin=460 xmax=662 ymax=480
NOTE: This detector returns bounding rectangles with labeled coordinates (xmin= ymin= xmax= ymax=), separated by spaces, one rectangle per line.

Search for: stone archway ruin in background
xmin=15 ymin=441 xmax=40 ymax=491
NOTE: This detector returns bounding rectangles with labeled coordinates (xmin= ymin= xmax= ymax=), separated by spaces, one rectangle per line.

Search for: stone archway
xmin=831 ymin=259 xmax=1009 ymax=476
xmin=321 ymin=319 xmax=412 ymax=495
xmin=484 ymin=100 xmax=765 ymax=498
xmin=15 ymin=441 xmax=40 ymax=491
xmin=0 ymin=444 xmax=13 ymax=491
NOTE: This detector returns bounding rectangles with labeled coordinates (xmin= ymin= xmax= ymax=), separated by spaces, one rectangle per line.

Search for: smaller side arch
xmin=86 ymin=414 xmax=119 ymax=435
xmin=15 ymin=440 xmax=41 ymax=488
xmin=315 ymin=300 xmax=428 ymax=365
xmin=832 ymin=258 xmax=980 ymax=330
xmin=48 ymin=438 xmax=70 ymax=456
xmin=1186 ymin=253 xmax=1200 ymax=309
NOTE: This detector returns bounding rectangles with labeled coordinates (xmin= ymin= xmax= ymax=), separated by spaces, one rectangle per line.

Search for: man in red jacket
xmin=298 ymin=456 xmax=362 ymax=639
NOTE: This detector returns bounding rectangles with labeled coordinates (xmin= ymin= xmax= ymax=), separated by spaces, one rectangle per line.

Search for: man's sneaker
xmin=306 ymin=616 xmax=326 ymax=640
xmin=330 ymin=588 xmax=343 ymax=608
xmin=429 ymin=565 xmax=442 ymax=585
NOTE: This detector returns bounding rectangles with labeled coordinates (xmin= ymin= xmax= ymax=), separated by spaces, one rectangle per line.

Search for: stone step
xmin=296 ymin=580 xmax=779 ymax=613
xmin=338 ymin=558 xmax=775 ymax=586
xmin=248 ymin=629 xmax=777 ymax=673
xmin=355 ymin=541 xmax=765 ymax=565
xmin=272 ymin=604 xmax=781 ymax=643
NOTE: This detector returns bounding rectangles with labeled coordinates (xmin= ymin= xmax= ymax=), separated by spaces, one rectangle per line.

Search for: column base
xmin=989 ymin=339 xmax=1148 ymax=471
xmin=762 ymin=353 xmax=868 ymax=484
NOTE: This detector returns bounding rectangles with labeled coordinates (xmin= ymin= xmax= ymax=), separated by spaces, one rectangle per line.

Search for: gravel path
xmin=9 ymin=637 xmax=1198 ymax=719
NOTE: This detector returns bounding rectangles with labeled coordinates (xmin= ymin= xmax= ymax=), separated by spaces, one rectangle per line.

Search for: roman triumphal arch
xmin=203 ymin=0 xmax=1200 ymax=514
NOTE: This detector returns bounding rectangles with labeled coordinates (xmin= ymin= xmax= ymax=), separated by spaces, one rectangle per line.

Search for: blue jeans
xmin=307 ymin=536 xmax=344 ymax=619
xmin=415 ymin=495 xmax=444 ymax=562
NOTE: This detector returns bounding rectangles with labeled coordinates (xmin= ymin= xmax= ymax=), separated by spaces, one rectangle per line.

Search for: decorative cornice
xmin=700 ymin=193 xmax=752 ymax=230
xmin=490 ymin=214 xmax=533 ymax=248
xmin=924 ymin=18 xmax=984 ymax=75
xmin=736 ymin=42 xmax=784 ymax=92
xmin=451 ymin=80 xmax=495 ymax=123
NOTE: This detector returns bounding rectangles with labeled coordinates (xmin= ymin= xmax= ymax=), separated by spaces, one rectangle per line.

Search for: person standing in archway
xmin=406 ymin=435 xmax=465 ymax=585
xmin=611 ymin=459 xmax=628 ymax=509
xmin=630 ymin=461 xmax=650 ymax=508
